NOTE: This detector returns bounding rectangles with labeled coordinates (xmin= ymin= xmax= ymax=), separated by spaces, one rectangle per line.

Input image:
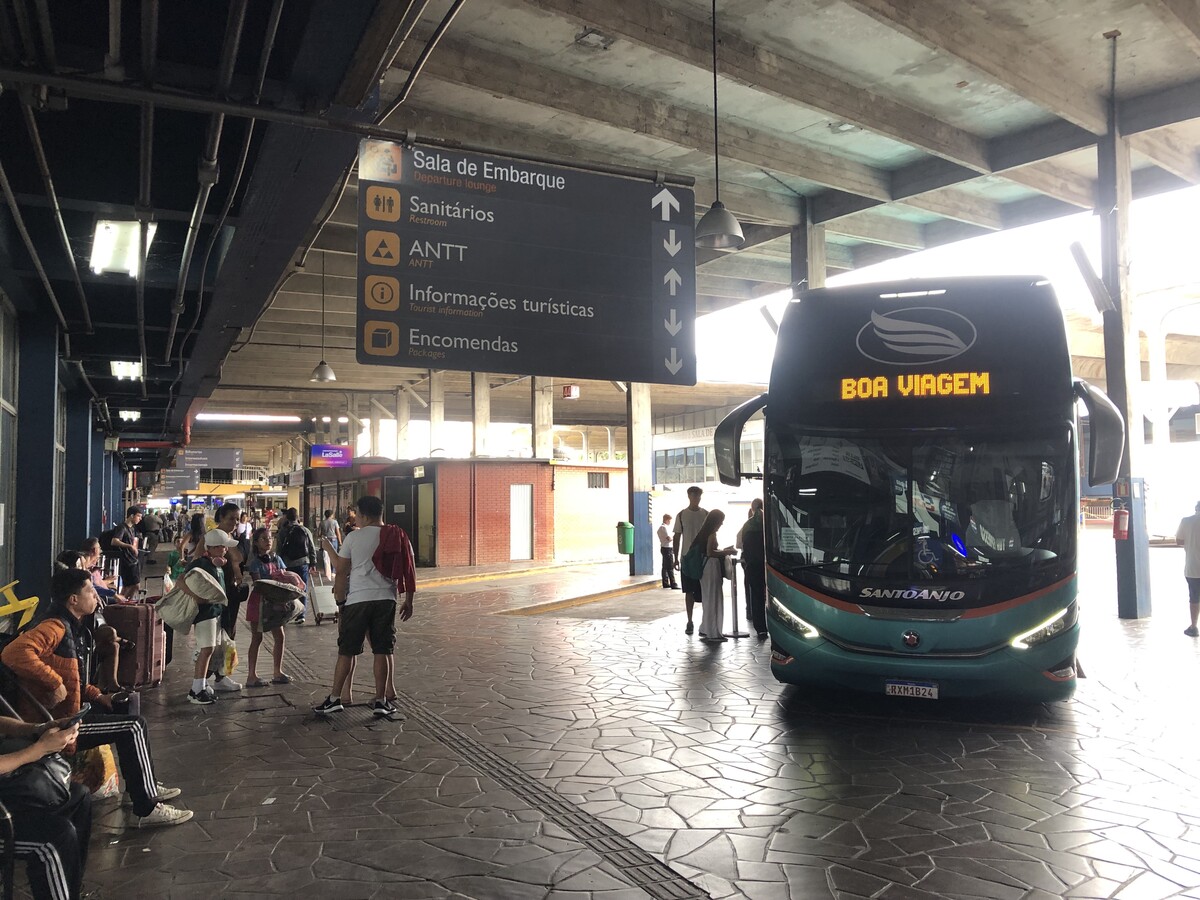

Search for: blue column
xmin=63 ymin=393 xmax=93 ymax=550
xmin=90 ymin=434 xmax=105 ymax=535
xmin=13 ymin=316 xmax=58 ymax=601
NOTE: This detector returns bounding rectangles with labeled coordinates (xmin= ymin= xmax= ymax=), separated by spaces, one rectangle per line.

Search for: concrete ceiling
xmin=199 ymin=0 xmax=1200 ymax=465
xmin=7 ymin=1 xmax=1193 ymax=467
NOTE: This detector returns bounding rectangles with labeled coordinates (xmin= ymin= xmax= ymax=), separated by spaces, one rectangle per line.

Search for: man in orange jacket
xmin=1 ymin=568 xmax=192 ymax=828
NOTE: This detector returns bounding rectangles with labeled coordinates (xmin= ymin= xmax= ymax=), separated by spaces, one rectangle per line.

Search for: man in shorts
xmin=1177 ymin=500 xmax=1200 ymax=637
xmin=672 ymin=486 xmax=708 ymax=635
xmin=313 ymin=495 xmax=415 ymax=719
xmin=111 ymin=506 xmax=143 ymax=599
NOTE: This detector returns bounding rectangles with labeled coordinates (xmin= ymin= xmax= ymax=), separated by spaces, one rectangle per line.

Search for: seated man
xmin=0 ymin=568 xmax=192 ymax=828
xmin=0 ymin=717 xmax=91 ymax=900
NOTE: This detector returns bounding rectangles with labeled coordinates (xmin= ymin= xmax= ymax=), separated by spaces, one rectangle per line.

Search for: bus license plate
xmin=885 ymin=680 xmax=939 ymax=699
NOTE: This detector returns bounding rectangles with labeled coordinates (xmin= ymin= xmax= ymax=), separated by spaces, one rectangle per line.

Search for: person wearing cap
xmin=182 ymin=534 xmax=242 ymax=704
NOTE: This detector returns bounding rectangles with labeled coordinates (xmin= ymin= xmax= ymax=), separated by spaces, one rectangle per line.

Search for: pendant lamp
xmin=310 ymin=251 xmax=336 ymax=382
xmin=695 ymin=0 xmax=744 ymax=250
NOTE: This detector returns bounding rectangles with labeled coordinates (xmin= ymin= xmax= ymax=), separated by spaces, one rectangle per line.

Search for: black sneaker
xmin=187 ymin=689 xmax=216 ymax=705
xmin=685 ymin=622 xmax=694 ymax=635
xmin=1186 ymin=626 xmax=1199 ymax=637
xmin=372 ymin=699 xmax=405 ymax=720
xmin=313 ymin=696 xmax=344 ymax=715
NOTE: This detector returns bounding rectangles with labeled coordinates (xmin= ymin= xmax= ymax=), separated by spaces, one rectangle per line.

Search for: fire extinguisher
xmin=1113 ymin=501 xmax=1130 ymax=541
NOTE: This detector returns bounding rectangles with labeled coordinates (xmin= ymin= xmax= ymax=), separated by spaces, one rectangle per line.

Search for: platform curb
xmin=498 ymin=580 xmax=661 ymax=616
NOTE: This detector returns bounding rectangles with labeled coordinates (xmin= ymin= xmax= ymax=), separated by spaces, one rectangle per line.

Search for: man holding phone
xmin=1 ymin=568 xmax=193 ymax=828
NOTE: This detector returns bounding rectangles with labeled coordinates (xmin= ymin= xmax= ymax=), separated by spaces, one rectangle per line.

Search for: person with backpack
xmin=0 ymin=568 xmax=192 ymax=828
xmin=275 ymin=508 xmax=316 ymax=625
xmin=110 ymin=506 xmax=143 ymax=599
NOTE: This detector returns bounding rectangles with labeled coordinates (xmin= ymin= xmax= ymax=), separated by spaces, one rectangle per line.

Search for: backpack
xmin=99 ymin=528 xmax=117 ymax=555
xmin=280 ymin=524 xmax=309 ymax=562
xmin=681 ymin=543 xmax=707 ymax=580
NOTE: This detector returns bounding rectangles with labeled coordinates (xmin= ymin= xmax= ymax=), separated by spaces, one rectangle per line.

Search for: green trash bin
xmin=616 ymin=521 xmax=634 ymax=555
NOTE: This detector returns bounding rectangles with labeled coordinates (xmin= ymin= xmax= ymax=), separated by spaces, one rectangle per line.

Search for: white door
xmin=510 ymin=484 xmax=533 ymax=560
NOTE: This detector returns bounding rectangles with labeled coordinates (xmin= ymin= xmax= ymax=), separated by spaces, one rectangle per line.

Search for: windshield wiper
xmin=785 ymin=559 xmax=849 ymax=574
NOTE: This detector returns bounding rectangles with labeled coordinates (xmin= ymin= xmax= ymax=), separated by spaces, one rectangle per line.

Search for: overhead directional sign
xmin=181 ymin=448 xmax=243 ymax=469
xmin=356 ymin=140 xmax=697 ymax=385
xmin=158 ymin=468 xmax=201 ymax=493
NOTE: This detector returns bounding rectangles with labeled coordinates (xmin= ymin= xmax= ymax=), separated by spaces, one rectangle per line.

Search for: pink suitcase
xmin=105 ymin=603 xmax=166 ymax=688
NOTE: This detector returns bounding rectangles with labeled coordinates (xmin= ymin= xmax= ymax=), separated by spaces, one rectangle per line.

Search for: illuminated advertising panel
xmin=310 ymin=444 xmax=353 ymax=468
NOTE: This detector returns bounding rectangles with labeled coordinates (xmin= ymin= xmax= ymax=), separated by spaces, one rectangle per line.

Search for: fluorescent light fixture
xmin=337 ymin=416 xmax=349 ymax=424
xmin=110 ymin=360 xmax=143 ymax=381
xmin=91 ymin=220 xmax=158 ymax=277
xmin=193 ymin=413 xmax=303 ymax=423
xmin=118 ymin=410 xmax=141 ymax=422
xmin=321 ymin=416 xmax=331 ymax=423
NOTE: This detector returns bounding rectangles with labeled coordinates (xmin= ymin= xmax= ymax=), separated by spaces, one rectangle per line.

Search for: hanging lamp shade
xmin=310 ymin=250 xmax=336 ymax=381
xmin=695 ymin=200 xmax=744 ymax=250
xmin=695 ymin=0 xmax=743 ymax=251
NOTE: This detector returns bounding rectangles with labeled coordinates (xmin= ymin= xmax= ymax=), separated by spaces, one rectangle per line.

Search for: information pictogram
xmin=365 ymin=230 xmax=401 ymax=267
xmin=365 ymin=186 xmax=401 ymax=222
xmin=364 ymin=275 xmax=400 ymax=311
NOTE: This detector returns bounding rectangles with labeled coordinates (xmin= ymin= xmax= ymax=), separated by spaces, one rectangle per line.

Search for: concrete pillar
xmin=428 ymin=370 xmax=445 ymax=454
xmin=64 ymin=393 xmax=95 ymax=550
xmin=14 ymin=316 xmax=58 ymax=599
xmin=626 ymin=382 xmax=653 ymax=576
xmin=791 ymin=200 xmax=827 ymax=293
xmin=395 ymin=388 xmax=409 ymax=460
xmin=1099 ymin=116 xmax=1150 ymax=618
xmin=531 ymin=376 xmax=553 ymax=458
xmin=472 ymin=372 xmax=490 ymax=457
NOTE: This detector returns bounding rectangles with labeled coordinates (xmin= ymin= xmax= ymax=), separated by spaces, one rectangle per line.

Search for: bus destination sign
xmin=355 ymin=140 xmax=697 ymax=385
xmin=840 ymin=371 xmax=992 ymax=400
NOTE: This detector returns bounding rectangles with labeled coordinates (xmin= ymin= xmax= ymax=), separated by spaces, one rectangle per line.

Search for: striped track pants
xmin=77 ymin=713 xmax=159 ymax=816
xmin=9 ymin=782 xmax=91 ymax=900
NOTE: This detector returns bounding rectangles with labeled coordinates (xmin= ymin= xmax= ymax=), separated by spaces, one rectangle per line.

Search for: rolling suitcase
xmin=105 ymin=603 xmax=166 ymax=688
xmin=310 ymin=584 xmax=339 ymax=625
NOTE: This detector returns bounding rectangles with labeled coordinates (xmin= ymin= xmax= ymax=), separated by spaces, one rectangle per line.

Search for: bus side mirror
xmin=714 ymin=393 xmax=767 ymax=486
xmin=1074 ymin=379 xmax=1124 ymax=486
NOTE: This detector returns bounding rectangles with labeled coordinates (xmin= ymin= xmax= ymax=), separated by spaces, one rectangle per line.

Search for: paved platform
xmin=40 ymin=534 xmax=1200 ymax=899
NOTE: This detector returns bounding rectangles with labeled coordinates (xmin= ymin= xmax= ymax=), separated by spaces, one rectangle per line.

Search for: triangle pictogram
xmin=372 ymin=239 xmax=395 ymax=260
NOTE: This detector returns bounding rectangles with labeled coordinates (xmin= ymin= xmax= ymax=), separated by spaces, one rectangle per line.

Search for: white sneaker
xmin=135 ymin=803 xmax=194 ymax=828
xmin=212 ymin=677 xmax=242 ymax=692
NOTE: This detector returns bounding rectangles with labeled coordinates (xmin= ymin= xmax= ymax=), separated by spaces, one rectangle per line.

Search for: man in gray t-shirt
xmin=672 ymin=486 xmax=708 ymax=635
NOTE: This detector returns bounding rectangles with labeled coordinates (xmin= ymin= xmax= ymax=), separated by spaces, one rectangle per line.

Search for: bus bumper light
xmin=1044 ymin=655 xmax=1077 ymax=681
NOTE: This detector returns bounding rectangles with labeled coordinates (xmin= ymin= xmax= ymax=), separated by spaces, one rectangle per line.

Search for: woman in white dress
xmin=690 ymin=509 xmax=736 ymax=642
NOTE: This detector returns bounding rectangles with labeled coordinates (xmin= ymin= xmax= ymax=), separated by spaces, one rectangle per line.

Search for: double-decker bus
xmin=715 ymin=277 xmax=1124 ymax=701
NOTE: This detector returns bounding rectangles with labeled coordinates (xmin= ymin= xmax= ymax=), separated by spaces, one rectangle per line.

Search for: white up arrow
xmin=651 ymin=188 xmax=680 ymax=222
xmin=664 ymin=268 xmax=682 ymax=296
xmin=664 ymin=308 xmax=682 ymax=336
xmin=663 ymin=229 xmax=682 ymax=256
xmin=665 ymin=348 xmax=683 ymax=375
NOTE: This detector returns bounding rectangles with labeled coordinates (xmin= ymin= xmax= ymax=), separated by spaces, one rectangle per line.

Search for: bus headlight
xmin=769 ymin=595 xmax=820 ymax=639
xmin=1010 ymin=601 xmax=1078 ymax=649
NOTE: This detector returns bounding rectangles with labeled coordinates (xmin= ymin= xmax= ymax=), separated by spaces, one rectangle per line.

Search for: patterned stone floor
xmin=38 ymin=530 xmax=1200 ymax=899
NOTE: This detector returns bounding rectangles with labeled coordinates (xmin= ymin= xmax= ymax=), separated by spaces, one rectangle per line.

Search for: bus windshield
xmin=765 ymin=428 xmax=1076 ymax=604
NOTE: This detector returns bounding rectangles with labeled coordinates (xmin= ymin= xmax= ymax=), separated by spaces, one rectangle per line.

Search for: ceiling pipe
xmin=380 ymin=0 xmax=468 ymax=121
xmin=30 ymin=0 xmax=56 ymax=70
xmin=8 ymin=0 xmax=37 ymax=67
xmin=134 ymin=103 xmax=152 ymax=401
xmin=0 ymin=67 xmax=695 ymax=188
xmin=0 ymin=158 xmax=70 ymax=339
xmin=117 ymin=439 xmax=179 ymax=448
xmin=162 ymin=0 xmax=248 ymax=364
xmin=104 ymin=0 xmax=123 ymax=79
xmin=20 ymin=103 xmax=94 ymax=333
xmin=72 ymin=359 xmax=114 ymax=433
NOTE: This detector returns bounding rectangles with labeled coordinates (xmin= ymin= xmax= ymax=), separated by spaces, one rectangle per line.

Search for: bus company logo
xmin=856 ymin=307 xmax=977 ymax=365
xmin=902 ymin=630 xmax=921 ymax=648
xmin=859 ymin=588 xmax=965 ymax=602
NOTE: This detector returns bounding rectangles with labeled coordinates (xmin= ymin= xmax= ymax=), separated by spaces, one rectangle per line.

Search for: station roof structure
xmin=2 ymin=1 xmax=1200 ymax=468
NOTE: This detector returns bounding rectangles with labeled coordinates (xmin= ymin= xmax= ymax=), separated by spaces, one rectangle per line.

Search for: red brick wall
xmin=435 ymin=461 xmax=554 ymax=566
xmin=553 ymin=464 xmax=628 ymax=562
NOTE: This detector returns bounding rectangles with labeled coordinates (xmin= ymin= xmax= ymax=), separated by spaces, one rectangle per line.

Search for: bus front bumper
xmin=767 ymin=621 xmax=1079 ymax=702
